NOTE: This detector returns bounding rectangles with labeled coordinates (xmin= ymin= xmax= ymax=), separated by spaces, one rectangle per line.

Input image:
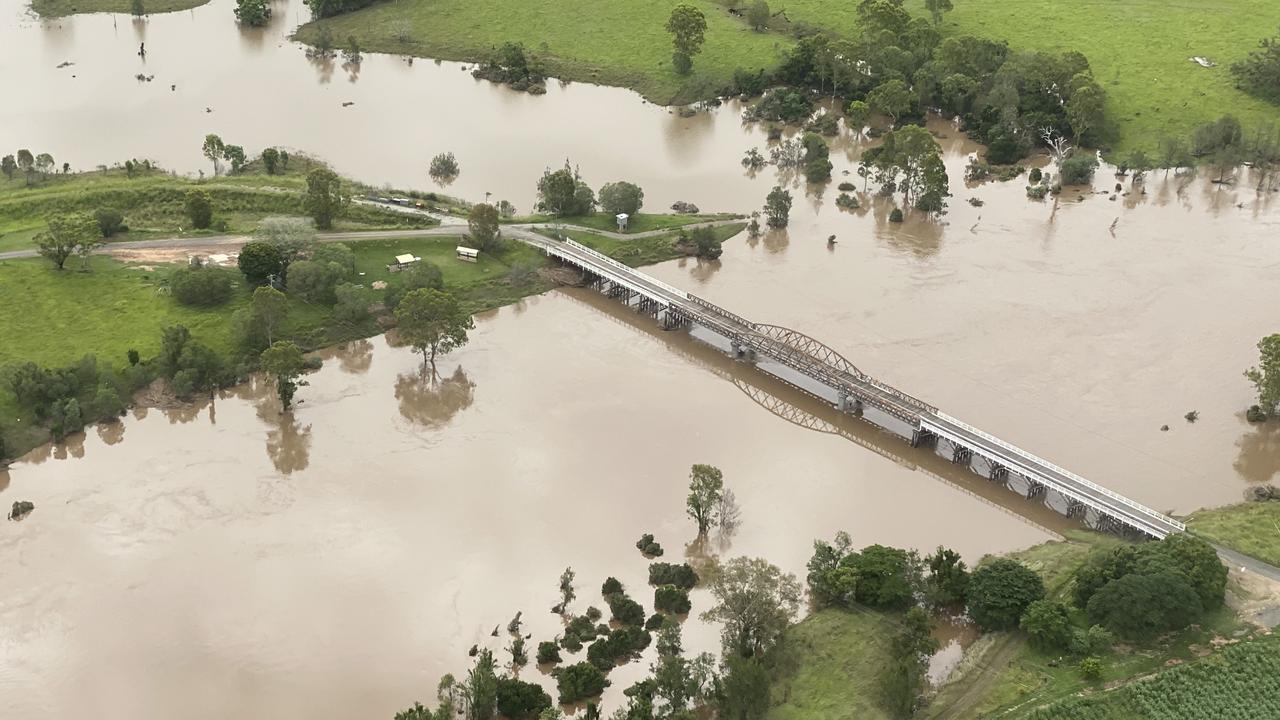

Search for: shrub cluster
xmin=635 ymin=533 xmax=664 ymax=557
xmin=653 ymin=585 xmax=692 ymax=615
xmin=648 ymin=563 xmax=699 ymax=590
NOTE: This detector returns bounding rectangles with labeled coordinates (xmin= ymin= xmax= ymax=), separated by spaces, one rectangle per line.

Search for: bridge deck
xmin=532 ymin=233 xmax=1185 ymax=539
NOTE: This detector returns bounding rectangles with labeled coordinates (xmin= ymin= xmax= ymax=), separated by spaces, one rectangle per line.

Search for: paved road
xmin=1214 ymin=543 xmax=1280 ymax=584
xmin=0 ymin=219 xmax=744 ymax=261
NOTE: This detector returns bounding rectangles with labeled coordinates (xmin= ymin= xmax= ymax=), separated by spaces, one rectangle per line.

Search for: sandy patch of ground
xmin=1228 ymin=567 xmax=1280 ymax=629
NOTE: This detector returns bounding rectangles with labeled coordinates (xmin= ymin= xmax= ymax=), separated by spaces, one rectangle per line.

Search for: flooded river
xmin=0 ymin=292 xmax=1054 ymax=719
xmin=3 ymin=0 xmax=1280 ymax=716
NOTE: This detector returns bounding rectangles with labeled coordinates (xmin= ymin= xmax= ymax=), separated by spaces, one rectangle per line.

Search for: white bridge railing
xmin=926 ymin=411 xmax=1185 ymax=534
xmin=558 ymin=239 xmax=690 ymax=301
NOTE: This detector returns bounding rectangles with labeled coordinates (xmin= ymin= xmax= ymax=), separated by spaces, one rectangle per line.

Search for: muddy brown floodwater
xmin=0 ymin=292 xmax=1052 ymax=719
xmin=4 ymin=0 xmax=1280 ymax=716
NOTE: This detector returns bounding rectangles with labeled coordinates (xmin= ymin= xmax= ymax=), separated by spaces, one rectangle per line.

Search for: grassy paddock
xmin=1018 ymin=633 xmax=1280 ymax=720
xmin=294 ymin=0 xmax=790 ymax=105
xmin=1188 ymin=502 xmax=1280 ymax=568
xmin=544 ymin=222 xmax=745 ymax=266
xmin=516 ymin=212 xmax=741 ymax=234
xmin=765 ymin=608 xmax=897 ymax=720
xmin=30 ymin=0 xmax=209 ymax=16
xmin=0 ymin=163 xmax=435 ymax=250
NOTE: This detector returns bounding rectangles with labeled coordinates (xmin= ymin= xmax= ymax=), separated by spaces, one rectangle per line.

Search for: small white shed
xmin=387 ymin=254 xmax=421 ymax=272
xmin=456 ymin=246 xmax=480 ymax=263
xmin=616 ymin=213 xmax=630 ymax=231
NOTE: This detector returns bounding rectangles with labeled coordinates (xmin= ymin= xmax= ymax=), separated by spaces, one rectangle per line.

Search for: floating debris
xmin=56 ymin=60 xmax=74 ymax=68
xmin=8 ymin=501 xmax=34 ymax=520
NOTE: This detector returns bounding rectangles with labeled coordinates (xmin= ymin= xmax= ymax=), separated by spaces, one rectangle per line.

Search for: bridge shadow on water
xmin=555 ymin=287 xmax=1078 ymax=539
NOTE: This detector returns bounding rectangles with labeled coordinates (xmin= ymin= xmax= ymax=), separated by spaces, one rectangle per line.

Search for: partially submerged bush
xmin=537 ymin=640 xmax=562 ymax=665
xmin=1060 ymin=151 xmax=1099 ymax=185
xmin=654 ymin=585 xmax=692 ymax=615
xmin=648 ymin=562 xmax=698 ymax=590
xmin=636 ymin=533 xmax=664 ymax=557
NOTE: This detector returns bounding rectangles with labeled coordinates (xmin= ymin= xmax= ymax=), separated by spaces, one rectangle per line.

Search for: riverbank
xmin=1189 ymin=499 xmax=1280 ymax=568
xmin=920 ymin=516 xmax=1280 ymax=719
xmin=31 ymin=0 xmax=208 ymax=16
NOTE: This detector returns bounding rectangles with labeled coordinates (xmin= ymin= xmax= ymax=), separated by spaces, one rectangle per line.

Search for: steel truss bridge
xmin=531 ymin=234 xmax=1185 ymax=539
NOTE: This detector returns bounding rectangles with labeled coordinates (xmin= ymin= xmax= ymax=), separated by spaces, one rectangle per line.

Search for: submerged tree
xmin=429 ymin=152 xmax=460 ymax=183
xmin=233 ymin=0 xmax=271 ymax=26
xmin=260 ymin=341 xmax=307 ymax=410
xmin=557 ymin=567 xmax=576 ymax=615
xmin=394 ymin=288 xmax=475 ymax=372
xmin=686 ymin=463 xmax=724 ymax=534
xmin=763 ymin=186 xmax=792 ymax=227
xmin=1245 ymin=334 xmax=1280 ymax=415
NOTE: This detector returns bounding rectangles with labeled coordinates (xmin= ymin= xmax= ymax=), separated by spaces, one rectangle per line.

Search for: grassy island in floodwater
xmin=31 ymin=0 xmax=210 ymax=16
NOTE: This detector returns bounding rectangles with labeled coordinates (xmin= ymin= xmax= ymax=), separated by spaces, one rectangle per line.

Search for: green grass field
xmin=543 ymin=223 xmax=745 ymax=266
xmin=303 ymin=0 xmax=1280 ymax=156
xmin=516 ymin=212 xmax=740 ymax=234
xmin=746 ymin=0 xmax=1280 ymax=156
xmin=765 ymin=608 xmax=897 ymax=720
xmin=1019 ymin=633 xmax=1280 ymax=720
xmin=295 ymin=0 xmax=791 ymax=105
xmin=912 ymin=0 xmax=1280 ymax=157
xmin=1188 ymin=502 xmax=1280 ymax=568
xmin=30 ymin=0 xmax=209 ymax=16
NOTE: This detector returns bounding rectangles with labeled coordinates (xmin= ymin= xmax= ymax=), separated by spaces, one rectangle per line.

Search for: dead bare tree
xmin=1041 ymin=127 xmax=1073 ymax=165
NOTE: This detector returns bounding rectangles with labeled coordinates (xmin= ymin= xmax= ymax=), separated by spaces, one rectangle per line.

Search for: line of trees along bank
xmin=747 ymin=1 xmax=1106 ymax=166
xmin=302 ymin=0 xmax=378 ymax=19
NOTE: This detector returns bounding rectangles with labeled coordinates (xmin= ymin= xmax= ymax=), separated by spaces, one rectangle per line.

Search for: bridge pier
xmin=1025 ymin=481 xmax=1047 ymax=501
xmin=988 ymin=462 xmax=1009 ymax=483
xmin=730 ymin=341 xmax=756 ymax=361
xmin=910 ymin=427 xmax=936 ymax=448
xmin=837 ymin=392 xmax=863 ymax=415
xmin=951 ymin=445 xmax=973 ymax=466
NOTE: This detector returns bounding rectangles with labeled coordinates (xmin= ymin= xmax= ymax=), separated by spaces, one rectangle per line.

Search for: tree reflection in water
xmin=394 ymin=365 xmax=476 ymax=428
xmin=258 ymin=403 xmax=313 ymax=475
xmin=1234 ymin=422 xmax=1280 ymax=486
xmin=334 ymin=339 xmax=374 ymax=375
xmin=96 ymin=420 xmax=126 ymax=446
